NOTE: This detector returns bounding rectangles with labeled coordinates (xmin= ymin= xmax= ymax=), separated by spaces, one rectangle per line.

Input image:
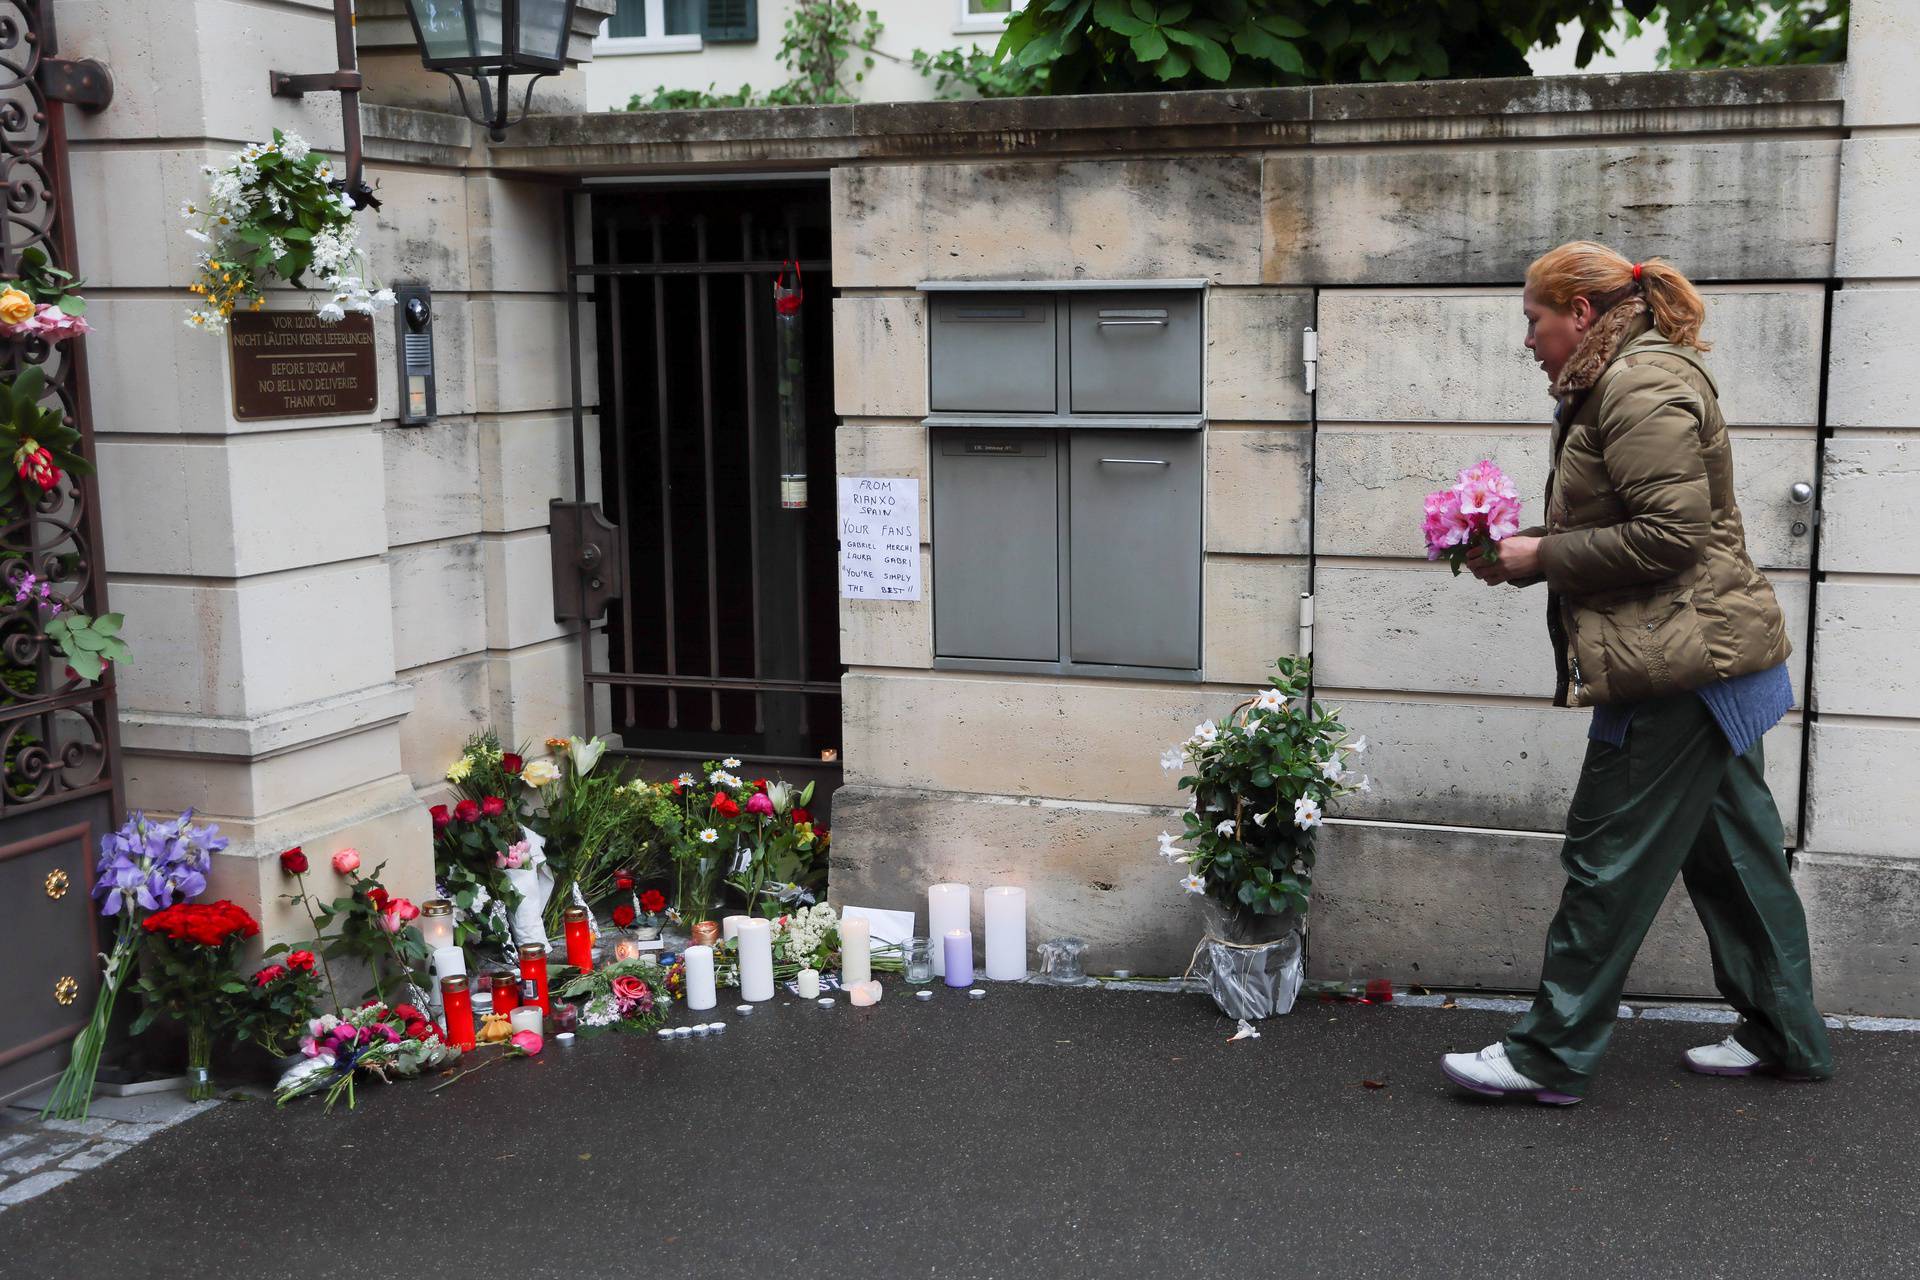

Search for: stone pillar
xmin=1799 ymin=0 xmax=1920 ymax=1012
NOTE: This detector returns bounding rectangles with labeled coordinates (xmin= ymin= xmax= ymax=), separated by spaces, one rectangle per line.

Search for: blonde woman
xmin=1441 ymin=241 xmax=1833 ymax=1104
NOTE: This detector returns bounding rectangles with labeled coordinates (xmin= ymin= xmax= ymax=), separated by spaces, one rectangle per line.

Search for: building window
xmin=954 ymin=0 xmax=1025 ymax=36
xmin=703 ymin=0 xmax=758 ymax=43
xmin=599 ymin=0 xmax=705 ymax=54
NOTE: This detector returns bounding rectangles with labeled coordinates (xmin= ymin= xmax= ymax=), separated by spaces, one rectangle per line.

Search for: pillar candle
xmin=684 ymin=944 xmax=717 ymax=1011
xmin=796 ymin=968 xmax=820 ymax=999
xmin=927 ymin=884 xmax=970 ymax=977
xmin=518 ymin=942 xmax=551 ymax=1015
xmin=737 ymin=918 xmax=775 ymax=1002
xmin=509 ymin=1005 xmax=543 ymax=1036
xmin=984 ymin=886 xmax=1028 ymax=982
xmin=943 ymin=930 xmax=974 ymax=988
xmin=840 ymin=915 xmax=871 ymax=988
xmin=563 ymin=906 xmax=594 ymax=972
xmin=722 ymin=914 xmax=750 ymax=943
xmin=430 ymin=945 xmax=467 ymax=1010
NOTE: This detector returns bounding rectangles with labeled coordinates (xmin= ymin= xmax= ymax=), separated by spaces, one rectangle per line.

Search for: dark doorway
xmin=582 ymin=181 xmax=842 ymax=803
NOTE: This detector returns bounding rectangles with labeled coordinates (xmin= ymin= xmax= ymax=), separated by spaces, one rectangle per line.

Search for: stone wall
xmin=63 ymin=0 xmax=598 ymax=944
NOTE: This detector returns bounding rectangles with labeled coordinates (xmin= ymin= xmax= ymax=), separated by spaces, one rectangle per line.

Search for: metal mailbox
xmin=931 ymin=433 xmax=1060 ymax=661
xmin=928 ymin=292 xmax=1058 ymax=414
xmin=1067 ymin=431 xmax=1202 ymax=669
xmin=1067 ymin=290 xmax=1202 ymax=414
xmin=923 ymin=283 xmax=1207 ymax=677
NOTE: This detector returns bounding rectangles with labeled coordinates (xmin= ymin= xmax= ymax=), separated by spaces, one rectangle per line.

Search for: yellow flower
xmin=446 ymin=754 xmax=474 ymax=783
xmin=0 ymin=288 xmax=35 ymax=326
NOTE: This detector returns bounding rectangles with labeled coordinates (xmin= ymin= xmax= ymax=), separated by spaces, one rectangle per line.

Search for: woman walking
xmin=1440 ymin=240 xmax=1833 ymax=1105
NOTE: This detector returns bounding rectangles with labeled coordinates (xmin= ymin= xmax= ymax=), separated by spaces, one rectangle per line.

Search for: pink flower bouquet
xmin=1424 ymin=460 xmax=1522 ymax=576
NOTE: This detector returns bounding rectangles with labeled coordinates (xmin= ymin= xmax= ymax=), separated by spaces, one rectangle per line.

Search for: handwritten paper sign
xmin=838 ymin=477 xmax=921 ymax=601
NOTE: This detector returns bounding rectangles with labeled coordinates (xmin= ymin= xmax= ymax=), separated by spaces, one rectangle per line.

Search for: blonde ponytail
xmin=1526 ymin=241 xmax=1711 ymax=352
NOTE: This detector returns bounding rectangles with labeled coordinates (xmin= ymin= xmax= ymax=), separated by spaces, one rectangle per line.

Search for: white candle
xmin=509 ymin=1005 xmax=542 ymax=1036
xmin=984 ymin=886 xmax=1028 ymax=981
xmin=420 ymin=902 xmax=456 ymax=953
xmin=429 ymin=944 xmax=467 ymax=1009
xmin=848 ymin=981 xmax=878 ymax=1007
xmin=684 ymin=944 xmax=718 ymax=1011
xmin=927 ymin=883 xmax=971 ymax=978
xmin=840 ymin=915 xmax=871 ymax=987
xmin=722 ymin=914 xmax=750 ymax=943
xmin=796 ymin=968 xmax=820 ymax=999
xmin=737 ymin=918 xmax=775 ymax=1002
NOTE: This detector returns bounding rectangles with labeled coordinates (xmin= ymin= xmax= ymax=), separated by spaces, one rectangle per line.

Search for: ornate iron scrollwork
xmin=0 ymin=1 xmax=119 ymax=816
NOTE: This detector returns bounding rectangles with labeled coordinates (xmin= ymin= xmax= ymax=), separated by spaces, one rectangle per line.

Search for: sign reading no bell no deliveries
xmin=228 ymin=310 xmax=378 ymax=421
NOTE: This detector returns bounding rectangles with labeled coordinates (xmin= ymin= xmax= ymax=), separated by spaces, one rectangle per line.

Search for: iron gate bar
xmin=570 ymin=259 xmax=832 ymax=278
xmin=650 ymin=215 xmax=681 ymax=729
xmin=607 ymin=746 xmax=840 ymax=771
xmin=785 ymin=216 xmax=812 ymax=738
xmin=739 ymin=211 xmax=764 ymax=734
xmin=695 ymin=215 xmax=721 ymax=730
xmin=606 ymin=222 xmax=637 ymax=728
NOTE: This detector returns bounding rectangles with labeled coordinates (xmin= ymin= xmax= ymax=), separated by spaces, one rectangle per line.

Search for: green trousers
xmin=1502 ymin=692 xmax=1833 ymax=1096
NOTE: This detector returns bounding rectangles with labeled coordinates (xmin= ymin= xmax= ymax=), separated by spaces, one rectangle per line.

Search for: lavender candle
xmin=943 ymin=929 xmax=974 ymax=988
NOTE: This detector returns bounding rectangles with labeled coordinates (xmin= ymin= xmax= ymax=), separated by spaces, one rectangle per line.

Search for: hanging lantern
xmin=401 ymin=0 xmax=580 ymax=142
xmin=773 ymin=261 xmax=808 ymax=510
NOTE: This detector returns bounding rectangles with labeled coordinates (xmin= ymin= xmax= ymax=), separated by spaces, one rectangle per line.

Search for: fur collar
xmin=1550 ymin=298 xmax=1651 ymax=400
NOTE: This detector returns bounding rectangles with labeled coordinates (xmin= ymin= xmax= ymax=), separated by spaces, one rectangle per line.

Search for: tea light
xmin=737 ymin=917 xmax=775 ymax=1002
xmin=848 ymin=982 xmax=879 ymax=1008
xmin=709 ymin=1021 xmax=727 ymax=1033
xmin=796 ymin=968 xmax=820 ymax=999
xmin=927 ymin=884 xmax=970 ymax=977
xmin=736 ymin=1004 xmax=754 ymax=1015
xmin=968 ymin=988 xmax=987 ymax=1000
xmin=672 ymin=1026 xmax=694 ymax=1038
xmin=692 ymin=1023 xmax=711 ymax=1036
xmin=508 ymin=1005 xmax=543 ymax=1036
xmin=943 ymin=930 xmax=974 ymax=988
xmin=656 ymin=1028 xmax=673 ymax=1040
xmin=840 ymin=916 xmax=871 ymax=988
xmin=684 ymin=944 xmax=717 ymax=1012
xmin=612 ymin=936 xmax=641 ymax=963
xmin=984 ymin=886 xmax=1027 ymax=982
xmin=816 ymin=997 xmax=835 ymax=1009
xmin=915 ymin=989 xmax=933 ymax=1002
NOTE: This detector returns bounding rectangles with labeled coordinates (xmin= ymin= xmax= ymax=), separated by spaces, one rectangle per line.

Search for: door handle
xmin=1099 ymin=458 xmax=1169 ymax=466
xmin=1788 ymin=481 xmax=1813 ymax=504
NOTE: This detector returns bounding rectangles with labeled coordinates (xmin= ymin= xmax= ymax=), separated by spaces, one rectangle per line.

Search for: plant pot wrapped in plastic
xmin=1191 ymin=927 xmax=1304 ymax=1021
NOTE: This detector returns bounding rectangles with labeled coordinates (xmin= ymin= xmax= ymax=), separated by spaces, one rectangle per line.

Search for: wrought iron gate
xmin=0 ymin=0 xmax=119 ymax=1101
xmin=558 ymin=181 xmax=843 ymax=800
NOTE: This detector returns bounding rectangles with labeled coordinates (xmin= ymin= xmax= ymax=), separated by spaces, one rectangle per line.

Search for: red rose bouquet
xmin=132 ymin=900 xmax=261 ymax=1099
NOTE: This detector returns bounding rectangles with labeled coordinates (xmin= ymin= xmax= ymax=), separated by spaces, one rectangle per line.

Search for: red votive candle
xmin=563 ymin=905 xmax=594 ymax=973
xmin=490 ymin=969 xmax=520 ymax=1014
xmin=440 ymin=974 xmax=477 ymax=1051
xmin=518 ymin=942 xmax=551 ymax=1015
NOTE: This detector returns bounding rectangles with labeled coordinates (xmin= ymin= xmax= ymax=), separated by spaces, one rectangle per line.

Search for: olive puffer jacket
xmin=1520 ymin=303 xmax=1791 ymax=708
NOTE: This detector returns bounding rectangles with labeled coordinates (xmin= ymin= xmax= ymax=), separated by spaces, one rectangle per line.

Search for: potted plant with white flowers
xmin=1157 ymin=655 xmax=1368 ymax=1019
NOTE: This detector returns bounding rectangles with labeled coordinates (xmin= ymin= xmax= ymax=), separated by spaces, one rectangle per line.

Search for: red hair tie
xmin=1631 ymin=262 xmax=1644 ymax=282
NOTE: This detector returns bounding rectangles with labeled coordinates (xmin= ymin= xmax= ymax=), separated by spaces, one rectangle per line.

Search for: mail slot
xmin=1067 ymin=290 xmax=1202 ymax=414
xmin=1067 ymin=431 xmax=1202 ymax=668
xmin=928 ymin=293 xmax=1057 ymax=414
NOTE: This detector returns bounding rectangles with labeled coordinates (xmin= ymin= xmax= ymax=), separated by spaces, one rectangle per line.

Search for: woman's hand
xmin=1469 ymin=534 xmax=1543 ymax=586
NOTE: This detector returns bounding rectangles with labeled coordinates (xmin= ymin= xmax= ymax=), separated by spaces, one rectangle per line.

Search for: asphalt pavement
xmin=1 ymin=984 xmax=1914 ymax=1280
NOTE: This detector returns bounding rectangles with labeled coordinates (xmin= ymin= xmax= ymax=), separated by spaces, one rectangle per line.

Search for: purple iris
xmin=91 ymin=809 xmax=226 ymax=918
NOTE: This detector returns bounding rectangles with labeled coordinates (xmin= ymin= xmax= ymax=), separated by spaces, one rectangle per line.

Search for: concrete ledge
xmin=117 ymin=682 xmax=416 ymax=759
xmin=1797 ymin=851 xmax=1920 ymax=1016
xmin=1308 ymin=818 xmax=1718 ymax=997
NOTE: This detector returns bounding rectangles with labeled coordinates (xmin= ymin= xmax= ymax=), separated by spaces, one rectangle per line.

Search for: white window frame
xmin=953 ymin=0 xmax=1026 ymax=37
xmin=596 ymin=0 xmax=703 ymax=54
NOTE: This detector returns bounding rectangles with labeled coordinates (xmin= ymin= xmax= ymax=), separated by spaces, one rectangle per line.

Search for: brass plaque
xmin=228 ymin=310 xmax=378 ymax=420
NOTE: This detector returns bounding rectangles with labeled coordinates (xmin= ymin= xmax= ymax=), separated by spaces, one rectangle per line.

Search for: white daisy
xmin=722 ymin=757 xmax=742 ymax=768
xmin=1293 ymin=796 xmax=1323 ymax=830
xmin=698 ymin=828 xmax=719 ymax=844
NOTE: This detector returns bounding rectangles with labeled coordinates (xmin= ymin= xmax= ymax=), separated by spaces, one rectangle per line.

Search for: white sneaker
xmin=1441 ymin=1042 xmax=1582 ymax=1105
xmin=1684 ymin=1034 xmax=1764 ymax=1077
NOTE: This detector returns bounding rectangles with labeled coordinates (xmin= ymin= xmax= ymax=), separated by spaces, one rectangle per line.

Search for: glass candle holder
xmin=903 ymin=937 xmax=934 ymax=985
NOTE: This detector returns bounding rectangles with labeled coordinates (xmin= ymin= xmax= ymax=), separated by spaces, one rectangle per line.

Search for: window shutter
xmin=704 ymin=0 xmax=757 ymax=42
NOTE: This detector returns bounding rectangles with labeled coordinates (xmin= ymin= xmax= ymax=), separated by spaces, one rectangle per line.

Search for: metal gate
xmin=0 ymin=0 xmax=119 ymax=1101
xmin=557 ymin=181 xmax=844 ymax=801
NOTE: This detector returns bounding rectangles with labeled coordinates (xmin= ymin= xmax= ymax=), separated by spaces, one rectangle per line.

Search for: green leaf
xmin=1164 ymin=26 xmax=1230 ymax=80
xmin=1095 ymin=0 xmax=1149 ymax=36
xmin=92 ymin=613 xmax=123 ymax=637
xmin=280 ymin=226 xmax=314 ymax=242
xmin=1130 ymin=27 xmax=1169 ymax=60
xmin=1258 ymin=13 xmax=1309 ymax=39
xmin=64 ymin=649 xmax=103 ymax=680
xmin=1155 ymin=46 xmax=1191 ymax=79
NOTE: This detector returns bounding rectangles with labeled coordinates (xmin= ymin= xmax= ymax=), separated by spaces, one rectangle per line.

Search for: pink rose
xmin=331 ymin=848 xmax=361 ymax=875
xmin=394 ymin=898 xmax=420 ymax=923
xmin=495 ymin=848 xmax=522 ymax=870
xmin=745 ymin=791 xmax=775 ymax=816
xmin=509 ymin=1029 xmax=543 ymax=1056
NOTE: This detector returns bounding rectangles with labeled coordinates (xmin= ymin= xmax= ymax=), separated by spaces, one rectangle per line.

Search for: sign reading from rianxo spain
xmin=228 ymin=310 xmax=378 ymax=420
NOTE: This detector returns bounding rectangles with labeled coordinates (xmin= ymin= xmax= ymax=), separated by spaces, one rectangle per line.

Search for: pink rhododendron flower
xmin=1423 ymin=460 xmax=1522 ymax=572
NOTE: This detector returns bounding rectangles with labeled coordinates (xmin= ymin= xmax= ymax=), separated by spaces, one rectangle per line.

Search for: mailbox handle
xmin=1097 ymin=308 xmax=1169 ymax=327
xmin=1099 ymin=457 xmax=1170 ymax=466
xmin=953 ymin=306 xmax=1032 ymax=321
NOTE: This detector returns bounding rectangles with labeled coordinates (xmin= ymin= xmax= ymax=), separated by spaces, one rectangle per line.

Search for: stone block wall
xmin=62 ymin=0 xmax=597 ymax=946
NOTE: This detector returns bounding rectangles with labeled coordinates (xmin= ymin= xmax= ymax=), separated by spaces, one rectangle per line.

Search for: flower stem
xmin=293 ymin=871 xmax=342 ymax=1014
xmin=186 ymin=1019 xmax=214 ymax=1102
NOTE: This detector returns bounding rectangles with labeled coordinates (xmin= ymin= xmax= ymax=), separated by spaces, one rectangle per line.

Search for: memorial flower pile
xmin=558 ymin=957 xmax=670 ymax=1034
xmin=1423 ymin=459 xmax=1523 ymax=575
xmin=274 ymin=1002 xmax=461 ymax=1112
xmin=132 ymin=899 xmax=262 ymax=1100
xmin=43 ymin=810 xmax=223 ymax=1119
xmin=1157 ymin=656 xmax=1368 ymax=939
